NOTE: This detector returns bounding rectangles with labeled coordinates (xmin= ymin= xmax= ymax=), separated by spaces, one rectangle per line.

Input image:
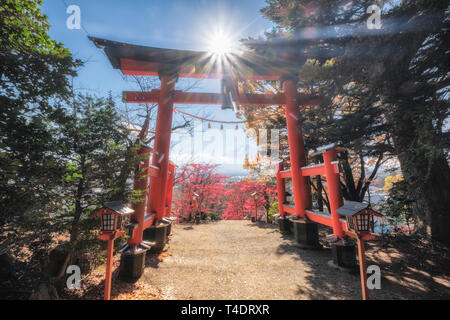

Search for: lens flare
xmin=207 ymin=30 xmax=236 ymax=55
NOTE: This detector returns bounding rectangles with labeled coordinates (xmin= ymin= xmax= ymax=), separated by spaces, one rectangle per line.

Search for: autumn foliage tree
xmin=222 ymin=180 xmax=276 ymax=221
xmin=173 ymin=164 xmax=227 ymax=222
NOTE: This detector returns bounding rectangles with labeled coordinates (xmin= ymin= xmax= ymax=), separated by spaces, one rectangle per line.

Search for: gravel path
xmin=143 ymin=220 xmax=366 ymax=300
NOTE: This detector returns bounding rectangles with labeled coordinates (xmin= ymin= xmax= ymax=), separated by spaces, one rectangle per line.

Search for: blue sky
xmin=42 ymin=0 xmax=273 ymax=97
xmin=41 ymin=0 xmax=274 ymax=175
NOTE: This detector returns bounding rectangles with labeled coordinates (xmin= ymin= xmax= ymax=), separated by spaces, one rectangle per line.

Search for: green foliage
xmin=268 ymin=201 xmax=279 ymax=224
xmin=0 ymin=0 xmax=82 ymax=104
xmin=131 ymin=189 xmax=146 ymax=204
xmin=382 ymin=180 xmax=415 ymax=228
xmin=0 ymin=0 xmax=82 ymax=223
xmin=206 ymin=212 xmax=221 ymax=221
xmin=50 ymin=94 xmax=135 ymax=243
xmin=0 ymin=0 xmax=143 ymax=282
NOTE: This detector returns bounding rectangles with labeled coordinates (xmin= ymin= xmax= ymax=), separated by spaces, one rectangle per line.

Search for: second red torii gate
xmin=89 ymin=36 xmax=350 ymax=272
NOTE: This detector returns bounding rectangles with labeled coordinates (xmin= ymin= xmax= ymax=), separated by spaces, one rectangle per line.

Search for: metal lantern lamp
xmin=91 ymin=201 xmax=134 ymax=300
xmin=336 ymin=201 xmax=383 ymax=300
xmin=337 ymin=201 xmax=382 ymax=239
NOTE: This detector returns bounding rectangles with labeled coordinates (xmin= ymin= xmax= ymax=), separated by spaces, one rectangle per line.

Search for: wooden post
xmin=357 ymin=237 xmax=369 ymax=300
xmin=323 ymin=149 xmax=344 ymax=239
xmin=104 ymin=237 xmax=114 ymax=300
xmin=276 ymin=162 xmax=286 ymax=217
xmin=254 ymin=196 xmax=258 ymax=221
xmin=193 ymin=197 xmax=200 ymax=224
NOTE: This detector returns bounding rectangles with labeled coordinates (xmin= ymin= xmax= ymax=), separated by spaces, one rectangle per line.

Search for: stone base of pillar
xmin=143 ymin=222 xmax=169 ymax=252
xmin=118 ymin=243 xmax=150 ymax=282
xmin=277 ymin=216 xmax=293 ymax=234
xmin=161 ymin=217 xmax=176 ymax=236
xmin=328 ymin=243 xmax=358 ymax=273
xmin=291 ymin=219 xmax=321 ymax=249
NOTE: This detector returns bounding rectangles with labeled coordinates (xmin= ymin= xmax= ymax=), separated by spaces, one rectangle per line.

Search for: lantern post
xmin=104 ymin=235 xmax=114 ymax=300
xmin=336 ymin=201 xmax=383 ymax=300
xmin=90 ymin=202 xmax=134 ymax=300
xmin=356 ymin=232 xmax=369 ymax=300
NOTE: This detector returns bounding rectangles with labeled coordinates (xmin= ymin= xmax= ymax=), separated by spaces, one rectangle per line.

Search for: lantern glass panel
xmin=370 ymin=215 xmax=375 ymax=232
xmin=102 ymin=214 xmax=115 ymax=231
xmin=357 ymin=214 xmax=373 ymax=232
xmin=116 ymin=216 xmax=122 ymax=230
xmin=346 ymin=216 xmax=355 ymax=231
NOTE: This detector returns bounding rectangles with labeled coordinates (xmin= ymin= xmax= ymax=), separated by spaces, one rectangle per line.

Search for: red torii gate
xmin=89 ymin=36 xmax=351 ymax=279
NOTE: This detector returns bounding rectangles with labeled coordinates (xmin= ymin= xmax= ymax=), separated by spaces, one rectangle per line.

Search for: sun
xmin=207 ymin=30 xmax=236 ymax=55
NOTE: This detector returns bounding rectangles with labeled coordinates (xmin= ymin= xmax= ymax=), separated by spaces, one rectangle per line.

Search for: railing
xmin=276 ymin=146 xmax=347 ymax=238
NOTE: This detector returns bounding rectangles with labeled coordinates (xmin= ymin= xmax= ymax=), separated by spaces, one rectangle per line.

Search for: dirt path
xmin=143 ymin=220 xmax=360 ymax=299
xmin=142 ymin=220 xmax=450 ymax=300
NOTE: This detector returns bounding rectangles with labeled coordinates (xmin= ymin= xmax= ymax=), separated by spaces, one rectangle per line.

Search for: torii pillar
xmin=148 ymin=72 xmax=177 ymax=219
xmin=283 ymin=78 xmax=311 ymax=216
xmin=282 ymin=77 xmax=319 ymax=249
xmin=143 ymin=71 xmax=178 ymax=251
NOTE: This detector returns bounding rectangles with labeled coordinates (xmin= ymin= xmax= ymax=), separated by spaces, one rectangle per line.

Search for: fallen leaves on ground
xmin=63 ymin=253 xmax=163 ymax=300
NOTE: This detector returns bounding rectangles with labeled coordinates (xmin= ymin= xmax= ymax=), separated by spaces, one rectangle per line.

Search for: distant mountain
xmin=215 ymin=164 xmax=250 ymax=177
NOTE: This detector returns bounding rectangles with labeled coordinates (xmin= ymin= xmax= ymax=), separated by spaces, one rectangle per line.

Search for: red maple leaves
xmin=173 ymin=164 xmax=228 ymax=221
xmin=222 ymin=180 xmax=276 ymax=220
xmin=173 ymin=163 xmax=276 ymax=222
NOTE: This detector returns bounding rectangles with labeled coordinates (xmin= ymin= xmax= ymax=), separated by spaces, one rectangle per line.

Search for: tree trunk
xmin=69 ymin=156 xmax=86 ymax=246
xmin=396 ymin=145 xmax=450 ymax=245
xmin=316 ymin=175 xmax=324 ymax=212
xmin=392 ymin=98 xmax=450 ymax=245
xmin=379 ymin=7 xmax=450 ymax=245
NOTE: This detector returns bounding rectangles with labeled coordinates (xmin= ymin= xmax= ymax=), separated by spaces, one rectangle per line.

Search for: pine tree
xmin=0 ymin=0 xmax=82 ymax=223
